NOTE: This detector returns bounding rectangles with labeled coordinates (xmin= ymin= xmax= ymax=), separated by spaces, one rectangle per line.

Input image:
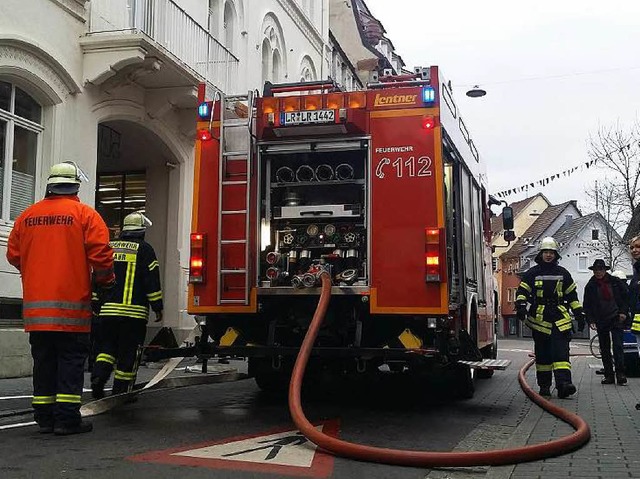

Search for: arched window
xmin=223 ymin=1 xmax=237 ymax=53
xmin=272 ymin=50 xmax=282 ymax=83
xmin=260 ymin=15 xmax=286 ymax=86
xmin=261 ymin=39 xmax=272 ymax=85
xmin=208 ymin=0 xmax=221 ymax=38
xmin=0 ymin=80 xmax=42 ymax=220
xmin=299 ymin=56 xmax=317 ymax=83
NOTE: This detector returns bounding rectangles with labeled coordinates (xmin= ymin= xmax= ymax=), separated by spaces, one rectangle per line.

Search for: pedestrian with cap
xmin=91 ymin=211 xmax=163 ymax=399
xmin=7 ymin=161 xmax=115 ymax=435
xmin=515 ymin=236 xmax=586 ymax=398
xmin=583 ymin=259 xmax=629 ymax=385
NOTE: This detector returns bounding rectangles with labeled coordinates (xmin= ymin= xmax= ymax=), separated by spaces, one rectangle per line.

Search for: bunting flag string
xmin=491 ymin=141 xmax=637 ymax=198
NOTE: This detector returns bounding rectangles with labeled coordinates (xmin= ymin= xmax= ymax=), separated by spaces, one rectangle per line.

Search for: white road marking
xmin=0 ymin=421 xmax=36 ymax=431
xmin=174 ymin=425 xmax=324 ymax=467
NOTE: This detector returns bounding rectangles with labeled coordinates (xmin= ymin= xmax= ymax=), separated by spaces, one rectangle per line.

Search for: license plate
xmin=282 ymin=109 xmax=335 ymax=125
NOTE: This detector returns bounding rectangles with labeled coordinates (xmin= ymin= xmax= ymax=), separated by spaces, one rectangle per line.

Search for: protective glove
xmin=516 ymin=305 xmax=527 ymax=322
xmin=96 ymin=280 xmax=116 ymax=306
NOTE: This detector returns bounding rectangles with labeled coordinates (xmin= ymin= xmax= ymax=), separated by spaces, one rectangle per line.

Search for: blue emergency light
xmin=422 ymin=86 xmax=436 ymax=104
xmin=198 ymin=102 xmax=211 ymax=119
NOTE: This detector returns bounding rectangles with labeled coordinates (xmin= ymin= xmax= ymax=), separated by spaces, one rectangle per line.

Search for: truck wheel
xmin=453 ymin=365 xmax=475 ymax=399
xmin=254 ymin=373 xmax=288 ymax=394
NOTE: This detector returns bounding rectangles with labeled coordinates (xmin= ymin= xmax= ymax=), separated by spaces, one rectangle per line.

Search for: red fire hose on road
xmin=288 ymin=272 xmax=591 ymax=467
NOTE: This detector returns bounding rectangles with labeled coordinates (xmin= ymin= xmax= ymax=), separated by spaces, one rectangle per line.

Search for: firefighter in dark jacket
xmin=583 ymin=259 xmax=629 ymax=385
xmin=7 ymin=162 xmax=115 ymax=435
xmin=91 ymin=212 xmax=163 ymax=398
xmin=515 ymin=236 xmax=586 ymax=398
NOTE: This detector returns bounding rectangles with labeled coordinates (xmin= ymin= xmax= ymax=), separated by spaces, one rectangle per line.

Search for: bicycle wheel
xmin=590 ymin=334 xmax=601 ymax=359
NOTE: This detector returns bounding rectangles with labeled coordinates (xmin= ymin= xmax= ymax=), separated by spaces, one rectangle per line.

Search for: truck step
xmin=457 ymin=359 xmax=511 ymax=370
xmin=220 ymin=269 xmax=247 ymax=274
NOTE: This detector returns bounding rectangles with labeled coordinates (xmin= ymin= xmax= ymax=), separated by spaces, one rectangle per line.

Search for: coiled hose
xmin=288 ymin=272 xmax=591 ymax=467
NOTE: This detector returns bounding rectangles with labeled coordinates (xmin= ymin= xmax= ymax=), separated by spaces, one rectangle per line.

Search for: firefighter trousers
xmin=532 ymin=327 xmax=572 ymax=389
xmin=91 ymin=316 xmax=147 ymax=395
xmin=29 ymin=331 xmax=90 ymax=428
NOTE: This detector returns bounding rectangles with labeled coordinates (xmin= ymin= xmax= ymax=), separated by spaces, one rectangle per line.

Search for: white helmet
xmin=539 ymin=236 xmax=559 ymax=252
xmin=122 ymin=212 xmax=152 ymax=232
xmin=47 ymin=161 xmax=88 ymax=186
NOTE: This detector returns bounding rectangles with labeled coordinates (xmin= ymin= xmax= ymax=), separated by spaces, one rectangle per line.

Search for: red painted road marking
xmin=129 ymin=419 xmax=339 ymax=478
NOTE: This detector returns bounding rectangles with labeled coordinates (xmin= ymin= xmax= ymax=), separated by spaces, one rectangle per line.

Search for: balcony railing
xmin=88 ymin=0 xmax=239 ymax=94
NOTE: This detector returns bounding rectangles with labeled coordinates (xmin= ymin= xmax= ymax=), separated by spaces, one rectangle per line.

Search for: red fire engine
xmin=186 ymin=66 xmax=513 ymax=397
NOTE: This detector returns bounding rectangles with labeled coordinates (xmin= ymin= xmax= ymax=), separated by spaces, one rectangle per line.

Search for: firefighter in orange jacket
xmin=91 ymin=212 xmax=163 ymax=399
xmin=7 ymin=162 xmax=115 ymax=435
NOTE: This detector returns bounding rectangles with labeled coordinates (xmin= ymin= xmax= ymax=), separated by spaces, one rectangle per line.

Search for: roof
xmin=503 ymin=200 xmax=578 ymax=259
xmin=554 ymin=213 xmax=598 ymax=248
xmin=490 ymin=193 xmax=548 ymax=235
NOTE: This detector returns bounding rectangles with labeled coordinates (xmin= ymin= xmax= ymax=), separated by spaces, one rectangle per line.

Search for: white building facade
xmin=0 ymin=0 xmax=367 ymax=376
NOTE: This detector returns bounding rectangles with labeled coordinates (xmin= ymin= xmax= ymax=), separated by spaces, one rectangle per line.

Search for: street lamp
xmin=466 ymin=85 xmax=487 ymax=98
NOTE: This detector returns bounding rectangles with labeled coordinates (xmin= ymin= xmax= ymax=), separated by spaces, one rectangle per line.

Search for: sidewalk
xmin=512 ymin=340 xmax=640 ymax=478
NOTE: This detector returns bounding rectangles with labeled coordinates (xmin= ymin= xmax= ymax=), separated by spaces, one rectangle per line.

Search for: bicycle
xmin=589 ymin=324 xmax=601 ymax=359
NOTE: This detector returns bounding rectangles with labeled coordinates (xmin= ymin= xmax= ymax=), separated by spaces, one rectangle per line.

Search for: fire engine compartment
xmin=259 ymin=139 xmax=369 ymax=292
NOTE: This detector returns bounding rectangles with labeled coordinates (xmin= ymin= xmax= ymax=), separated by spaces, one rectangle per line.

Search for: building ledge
xmin=47 ymin=0 xmax=87 ymax=22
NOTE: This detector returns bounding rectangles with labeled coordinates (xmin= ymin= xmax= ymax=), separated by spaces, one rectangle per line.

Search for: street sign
xmin=129 ymin=420 xmax=339 ymax=477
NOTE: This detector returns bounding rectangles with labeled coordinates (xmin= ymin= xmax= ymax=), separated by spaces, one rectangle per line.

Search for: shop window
xmin=96 ymin=172 xmax=146 ymax=239
xmin=0 ymin=80 xmax=43 ymax=221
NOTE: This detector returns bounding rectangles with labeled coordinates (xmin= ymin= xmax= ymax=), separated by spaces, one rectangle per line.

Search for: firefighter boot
xmin=91 ymin=377 xmax=105 ymax=400
xmin=601 ymin=376 xmax=615 ymax=385
xmin=557 ymin=383 xmax=577 ymax=399
xmin=54 ymin=421 xmax=93 ymax=436
xmin=539 ymin=386 xmax=552 ymax=397
xmin=616 ymin=373 xmax=627 ymax=385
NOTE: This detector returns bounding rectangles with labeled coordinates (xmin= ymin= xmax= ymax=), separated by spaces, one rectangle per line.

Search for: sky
xmin=365 ymin=0 xmax=640 ymax=213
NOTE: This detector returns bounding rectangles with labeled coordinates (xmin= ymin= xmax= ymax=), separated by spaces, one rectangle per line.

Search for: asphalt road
xmin=0 ymin=340 xmax=620 ymax=479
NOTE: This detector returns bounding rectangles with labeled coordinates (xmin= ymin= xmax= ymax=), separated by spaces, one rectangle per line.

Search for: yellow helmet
xmin=539 ymin=236 xmax=559 ymax=252
xmin=122 ymin=212 xmax=152 ymax=232
xmin=47 ymin=161 xmax=87 ymax=186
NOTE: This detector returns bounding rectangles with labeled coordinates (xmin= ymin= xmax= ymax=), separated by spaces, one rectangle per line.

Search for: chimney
xmin=564 ymin=214 xmax=574 ymax=227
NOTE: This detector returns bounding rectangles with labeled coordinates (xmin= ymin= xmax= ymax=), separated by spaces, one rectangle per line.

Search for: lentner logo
xmin=373 ymin=93 xmax=418 ymax=107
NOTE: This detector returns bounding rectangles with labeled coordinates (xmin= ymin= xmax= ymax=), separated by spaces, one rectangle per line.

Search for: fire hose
xmin=288 ymin=272 xmax=591 ymax=467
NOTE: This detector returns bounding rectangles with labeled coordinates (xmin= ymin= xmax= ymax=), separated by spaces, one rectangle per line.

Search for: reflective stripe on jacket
xmin=515 ymin=262 xmax=583 ymax=335
xmin=98 ymin=238 xmax=163 ymax=320
xmin=6 ymin=195 xmax=115 ymax=333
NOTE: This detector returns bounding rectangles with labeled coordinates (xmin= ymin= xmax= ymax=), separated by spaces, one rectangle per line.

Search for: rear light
xmin=422 ymin=116 xmax=435 ymax=130
xmin=198 ymin=129 xmax=212 ymax=141
xmin=263 ymin=97 xmax=278 ymax=114
xmin=326 ymin=93 xmax=344 ymax=109
xmin=303 ymin=95 xmax=322 ymax=110
xmin=425 ymin=228 xmax=442 ymax=282
xmin=189 ymin=233 xmax=206 ymax=283
xmin=282 ymin=96 xmax=301 ymax=112
xmin=347 ymin=91 xmax=366 ymax=108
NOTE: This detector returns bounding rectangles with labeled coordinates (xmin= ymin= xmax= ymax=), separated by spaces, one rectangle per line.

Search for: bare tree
xmin=584 ymin=182 xmax=628 ymax=270
xmin=587 ymin=120 xmax=640 ymax=240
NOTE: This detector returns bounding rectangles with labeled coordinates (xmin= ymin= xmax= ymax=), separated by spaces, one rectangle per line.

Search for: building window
xmin=507 ymin=288 xmax=516 ymax=303
xmin=578 ymin=256 xmax=589 ymax=271
xmin=0 ymin=80 xmax=43 ymax=221
xmin=96 ymin=172 xmax=146 ymax=239
xmin=592 ymin=229 xmax=599 ymax=240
